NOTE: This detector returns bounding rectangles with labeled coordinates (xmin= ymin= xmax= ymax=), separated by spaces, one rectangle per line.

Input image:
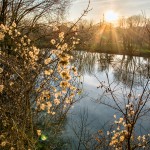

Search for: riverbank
xmin=75 ymin=48 xmax=150 ymax=57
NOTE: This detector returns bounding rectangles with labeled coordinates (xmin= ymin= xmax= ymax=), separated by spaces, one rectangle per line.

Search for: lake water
xmin=63 ymin=51 xmax=150 ymax=149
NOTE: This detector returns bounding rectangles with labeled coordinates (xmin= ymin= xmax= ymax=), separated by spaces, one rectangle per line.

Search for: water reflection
xmin=72 ymin=51 xmax=150 ymax=87
xmin=113 ymin=55 xmax=150 ymax=87
xmin=73 ymin=51 xmax=115 ymax=74
xmin=64 ymin=51 xmax=150 ymax=149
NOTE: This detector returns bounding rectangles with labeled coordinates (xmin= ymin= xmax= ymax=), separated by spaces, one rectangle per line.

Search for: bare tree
xmin=0 ymin=0 xmax=70 ymax=26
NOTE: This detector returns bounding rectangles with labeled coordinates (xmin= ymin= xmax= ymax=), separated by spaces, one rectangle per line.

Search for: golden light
xmin=105 ymin=10 xmax=119 ymax=22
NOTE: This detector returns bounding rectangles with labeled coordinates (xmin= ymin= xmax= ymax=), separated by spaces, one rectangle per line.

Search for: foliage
xmin=0 ymin=22 xmax=79 ymax=149
xmin=75 ymin=16 xmax=150 ymax=56
xmin=94 ymin=59 xmax=150 ymax=149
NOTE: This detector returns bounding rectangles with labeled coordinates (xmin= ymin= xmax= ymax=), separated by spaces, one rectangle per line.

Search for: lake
xmin=63 ymin=51 xmax=150 ymax=149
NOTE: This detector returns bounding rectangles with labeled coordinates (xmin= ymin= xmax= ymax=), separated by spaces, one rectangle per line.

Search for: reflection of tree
xmin=72 ymin=51 xmax=149 ymax=87
xmin=72 ymin=51 xmax=97 ymax=75
xmin=67 ymin=108 xmax=103 ymax=150
xmin=72 ymin=51 xmax=114 ymax=75
xmin=97 ymin=53 xmax=114 ymax=72
xmin=113 ymin=55 xmax=150 ymax=87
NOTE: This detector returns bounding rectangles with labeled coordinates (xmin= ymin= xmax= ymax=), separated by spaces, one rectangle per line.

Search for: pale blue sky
xmin=68 ymin=0 xmax=150 ymax=22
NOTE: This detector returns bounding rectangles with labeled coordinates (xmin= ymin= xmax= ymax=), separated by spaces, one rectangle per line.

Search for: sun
xmin=105 ymin=10 xmax=119 ymax=22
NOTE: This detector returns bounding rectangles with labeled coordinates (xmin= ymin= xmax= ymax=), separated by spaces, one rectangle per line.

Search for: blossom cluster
xmin=0 ymin=22 xmax=80 ymax=149
xmin=108 ymin=114 xmax=150 ymax=149
xmin=0 ymin=23 xmax=39 ymax=67
xmin=36 ymin=29 xmax=79 ymax=116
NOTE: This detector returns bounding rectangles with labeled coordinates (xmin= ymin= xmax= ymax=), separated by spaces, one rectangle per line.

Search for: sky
xmin=68 ymin=0 xmax=150 ymax=23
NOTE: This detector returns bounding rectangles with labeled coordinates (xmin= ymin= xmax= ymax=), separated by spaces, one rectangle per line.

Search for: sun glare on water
xmin=105 ymin=10 xmax=119 ymax=22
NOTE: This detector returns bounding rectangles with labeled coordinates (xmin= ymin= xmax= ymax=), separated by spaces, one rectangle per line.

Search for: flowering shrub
xmin=0 ymin=22 xmax=79 ymax=149
xmin=95 ymin=73 xmax=150 ymax=149
xmin=108 ymin=115 xmax=150 ymax=149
